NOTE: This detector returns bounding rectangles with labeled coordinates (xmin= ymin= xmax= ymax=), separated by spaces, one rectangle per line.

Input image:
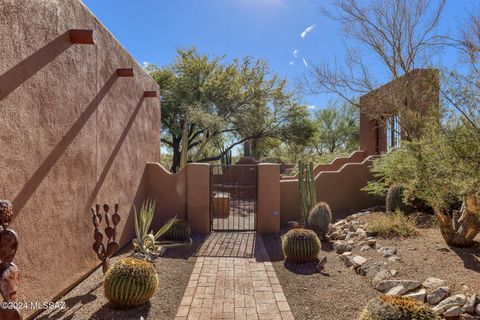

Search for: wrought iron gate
xmin=210 ymin=165 xmax=258 ymax=231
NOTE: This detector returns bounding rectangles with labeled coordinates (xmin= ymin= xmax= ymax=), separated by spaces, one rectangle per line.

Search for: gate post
xmin=186 ymin=163 xmax=210 ymax=234
xmin=257 ymin=164 xmax=280 ymax=234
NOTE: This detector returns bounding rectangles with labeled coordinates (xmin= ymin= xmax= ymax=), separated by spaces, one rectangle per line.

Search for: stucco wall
xmin=280 ymin=157 xmax=382 ymax=224
xmin=0 ymin=0 xmax=160 ymax=318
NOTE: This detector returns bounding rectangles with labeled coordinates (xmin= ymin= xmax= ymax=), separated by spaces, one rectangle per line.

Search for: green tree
xmin=312 ymin=102 xmax=359 ymax=155
xmin=149 ymin=48 xmax=307 ymax=172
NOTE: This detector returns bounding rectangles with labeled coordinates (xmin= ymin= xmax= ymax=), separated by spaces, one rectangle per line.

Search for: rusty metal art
xmin=0 ymin=200 xmax=21 ymax=320
xmin=92 ymin=203 xmax=120 ymax=274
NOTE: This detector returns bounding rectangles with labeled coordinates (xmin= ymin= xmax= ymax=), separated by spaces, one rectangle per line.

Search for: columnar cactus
xmin=386 ymin=184 xmax=411 ymax=213
xmin=307 ymin=202 xmax=332 ymax=240
xmin=298 ymin=161 xmax=317 ymax=226
xmin=104 ymin=256 xmax=159 ymax=308
xmin=282 ymin=228 xmax=320 ymax=262
xmin=165 ymin=218 xmax=191 ymax=241
xmin=358 ymin=295 xmax=441 ymax=320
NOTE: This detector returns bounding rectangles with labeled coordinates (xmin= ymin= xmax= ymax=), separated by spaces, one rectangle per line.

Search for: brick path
xmin=175 ymin=234 xmax=294 ymax=320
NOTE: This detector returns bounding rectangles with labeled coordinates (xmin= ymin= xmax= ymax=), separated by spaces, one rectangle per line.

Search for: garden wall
xmin=280 ymin=157 xmax=382 ymax=224
xmin=0 ymin=0 xmax=160 ymax=318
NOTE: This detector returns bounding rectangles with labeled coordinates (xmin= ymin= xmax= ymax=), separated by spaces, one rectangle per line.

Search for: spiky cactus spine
xmin=307 ymin=202 xmax=332 ymax=239
xmin=298 ymin=161 xmax=317 ymax=226
xmin=282 ymin=228 xmax=320 ymax=262
xmin=165 ymin=219 xmax=191 ymax=241
xmin=386 ymin=184 xmax=411 ymax=213
xmin=358 ymin=296 xmax=441 ymax=320
xmin=104 ymin=257 xmax=158 ymax=308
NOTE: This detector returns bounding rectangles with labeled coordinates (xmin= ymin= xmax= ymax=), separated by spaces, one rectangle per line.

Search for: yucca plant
xmin=132 ymin=199 xmax=190 ymax=260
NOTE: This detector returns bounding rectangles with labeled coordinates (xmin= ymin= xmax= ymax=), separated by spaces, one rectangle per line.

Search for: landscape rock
xmin=386 ymin=285 xmax=410 ymax=296
xmin=345 ymin=232 xmax=357 ymax=241
xmin=388 ymin=256 xmax=402 ymax=263
xmin=355 ymin=228 xmax=367 ymax=239
xmin=427 ymin=286 xmax=451 ymax=305
xmin=463 ymin=294 xmax=477 ymax=314
xmin=360 ymin=245 xmax=372 ymax=252
xmin=423 ymin=277 xmax=447 ymax=290
xmin=378 ymin=247 xmax=397 ymax=257
xmin=355 ymin=265 xmax=369 ymax=276
xmin=333 ymin=219 xmax=346 ymax=228
xmin=372 ymin=269 xmax=391 ymax=286
xmin=460 ymin=314 xmax=480 ymax=320
xmin=333 ymin=241 xmax=352 ymax=254
xmin=404 ymin=288 xmax=426 ymax=302
xmin=390 ymin=270 xmax=398 ymax=276
xmin=433 ymin=294 xmax=467 ymax=314
xmin=444 ymin=306 xmax=464 ymax=317
xmin=475 ymin=300 xmax=480 ymax=315
xmin=376 ymin=280 xmax=421 ymax=293
xmin=352 ymin=256 xmax=367 ymax=268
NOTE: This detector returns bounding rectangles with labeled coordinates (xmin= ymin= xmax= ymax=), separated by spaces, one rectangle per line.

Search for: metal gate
xmin=210 ymin=165 xmax=258 ymax=231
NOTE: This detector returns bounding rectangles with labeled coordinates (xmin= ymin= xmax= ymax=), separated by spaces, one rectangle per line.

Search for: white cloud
xmin=300 ymin=24 xmax=316 ymax=39
xmin=289 ymin=61 xmax=295 ymax=66
xmin=293 ymin=49 xmax=298 ymax=58
xmin=307 ymin=105 xmax=317 ymax=110
xmin=142 ymin=61 xmax=149 ymax=68
xmin=302 ymin=57 xmax=308 ymax=67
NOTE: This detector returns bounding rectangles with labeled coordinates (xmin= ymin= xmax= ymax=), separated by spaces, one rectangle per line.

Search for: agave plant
xmin=132 ymin=199 xmax=190 ymax=260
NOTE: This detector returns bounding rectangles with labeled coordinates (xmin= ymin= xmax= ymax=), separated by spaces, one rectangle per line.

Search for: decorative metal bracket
xmin=91 ymin=203 xmax=120 ymax=274
xmin=0 ymin=200 xmax=21 ymax=320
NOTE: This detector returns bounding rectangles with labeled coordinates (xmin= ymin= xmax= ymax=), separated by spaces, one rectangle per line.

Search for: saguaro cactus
xmin=298 ymin=161 xmax=317 ymax=226
xmin=0 ymin=200 xmax=21 ymax=320
xmin=92 ymin=203 xmax=120 ymax=274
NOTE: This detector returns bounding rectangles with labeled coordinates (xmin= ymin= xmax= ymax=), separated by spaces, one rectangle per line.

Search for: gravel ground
xmin=262 ymin=213 xmax=480 ymax=320
xmin=36 ymin=235 xmax=205 ymax=320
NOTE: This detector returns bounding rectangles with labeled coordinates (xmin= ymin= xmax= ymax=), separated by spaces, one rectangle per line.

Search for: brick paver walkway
xmin=175 ymin=235 xmax=294 ymax=320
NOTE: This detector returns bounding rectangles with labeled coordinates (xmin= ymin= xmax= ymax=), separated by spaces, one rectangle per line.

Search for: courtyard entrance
xmin=210 ymin=164 xmax=258 ymax=232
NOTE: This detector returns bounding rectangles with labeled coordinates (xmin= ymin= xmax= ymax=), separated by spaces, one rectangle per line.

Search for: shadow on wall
xmin=86 ymin=95 xmax=146 ymax=212
xmin=12 ymin=73 xmax=119 ymax=217
xmin=0 ymin=32 xmax=73 ymax=100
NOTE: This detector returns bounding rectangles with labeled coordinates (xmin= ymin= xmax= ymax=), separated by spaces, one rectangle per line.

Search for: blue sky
xmin=83 ymin=0 xmax=472 ymax=109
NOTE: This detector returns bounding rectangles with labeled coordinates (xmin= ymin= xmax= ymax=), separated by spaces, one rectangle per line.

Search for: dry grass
xmin=366 ymin=212 xmax=418 ymax=238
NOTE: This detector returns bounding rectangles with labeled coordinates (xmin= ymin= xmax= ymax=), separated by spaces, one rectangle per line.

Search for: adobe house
xmin=0 ymin=0 xmax=439 ymax=315
xmin=280 ymin=69 xmax=440 ymax=223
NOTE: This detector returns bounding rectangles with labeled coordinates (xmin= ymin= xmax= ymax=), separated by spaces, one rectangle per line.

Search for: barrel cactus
xmin=307 ymin=202 xmax=332 ymax=239
xmin=104 ymin=256 xmax=159 ymax=308
xmin=282 ymin=228 xmax=320 ymax=262
xmin=358 ymin=295 xmax=441 ymax=320
xmin=165 ymin=218 xmax=191 ymax=241
xmin=386 ymin=184 xmax=411 ymax=213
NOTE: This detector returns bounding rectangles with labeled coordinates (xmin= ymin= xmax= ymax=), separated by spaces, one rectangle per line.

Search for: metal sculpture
xmin=0 ymin=200 xmax=21 ymax=320
xmin=91 ymin=203 xmax=120 ymax=274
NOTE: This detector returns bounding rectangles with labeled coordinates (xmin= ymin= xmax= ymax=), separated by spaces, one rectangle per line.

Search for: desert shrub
xmin=358 ymin=295 xmax=441 ymax=320
xmin=367 ymin=212 xmax=418 ymax=238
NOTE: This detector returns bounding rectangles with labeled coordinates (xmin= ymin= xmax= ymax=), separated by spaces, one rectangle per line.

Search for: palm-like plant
xmin=132 ymin=199 xmax=190 ymax=260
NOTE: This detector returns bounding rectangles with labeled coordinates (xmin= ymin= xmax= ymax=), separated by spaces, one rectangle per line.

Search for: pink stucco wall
xmin=0 ymin=0 xmax=160 ymax=317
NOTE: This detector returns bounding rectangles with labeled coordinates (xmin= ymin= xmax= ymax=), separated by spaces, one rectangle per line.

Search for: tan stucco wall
xmin=145 ymin=163 xmax=187 ymax=230
xmin=280 ymin=157 xmax=382 ymax=224
xmin=0 ymin=0 xmax=160 ymax=317
xmin=257 ymin=164 xmax=280 ymax=234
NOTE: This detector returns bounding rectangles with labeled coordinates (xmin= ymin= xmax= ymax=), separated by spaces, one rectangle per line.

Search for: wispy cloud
xmin=302 ymin=57 xmax=308 ymax=67
xmin=293 ymin=49 xmax=298 ymax=58
xmin=289 ymin=61 xmax=295 ymax=66
xmin=300 ymin=24 xmax=316 ymax=39
xmin=307 ymin=105 xmax=317 ymax=110
xmin=142 ymin=61 xmax=149 ymax=68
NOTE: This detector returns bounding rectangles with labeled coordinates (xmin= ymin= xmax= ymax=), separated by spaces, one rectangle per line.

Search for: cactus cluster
xmin=386 ymin=184 xmax=411 ymax=213
xmin=104 ymin=256 xmax=159 ymax=308
xmin=358 ymin=295 xmax=441 ymax=320
xmin=307 ymin=202 xmax=332 ymax=240
xmin=298 ymin=161 xmax=317 ymax=226
xmin=282 ymin=228 xmax=320 ymax=262
xmin=165 ymin=219 xmax=191 ymax=241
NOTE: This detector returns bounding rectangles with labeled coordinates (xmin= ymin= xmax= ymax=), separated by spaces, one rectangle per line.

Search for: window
xmin=386 ymin=115 xmax=401 ymax=150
